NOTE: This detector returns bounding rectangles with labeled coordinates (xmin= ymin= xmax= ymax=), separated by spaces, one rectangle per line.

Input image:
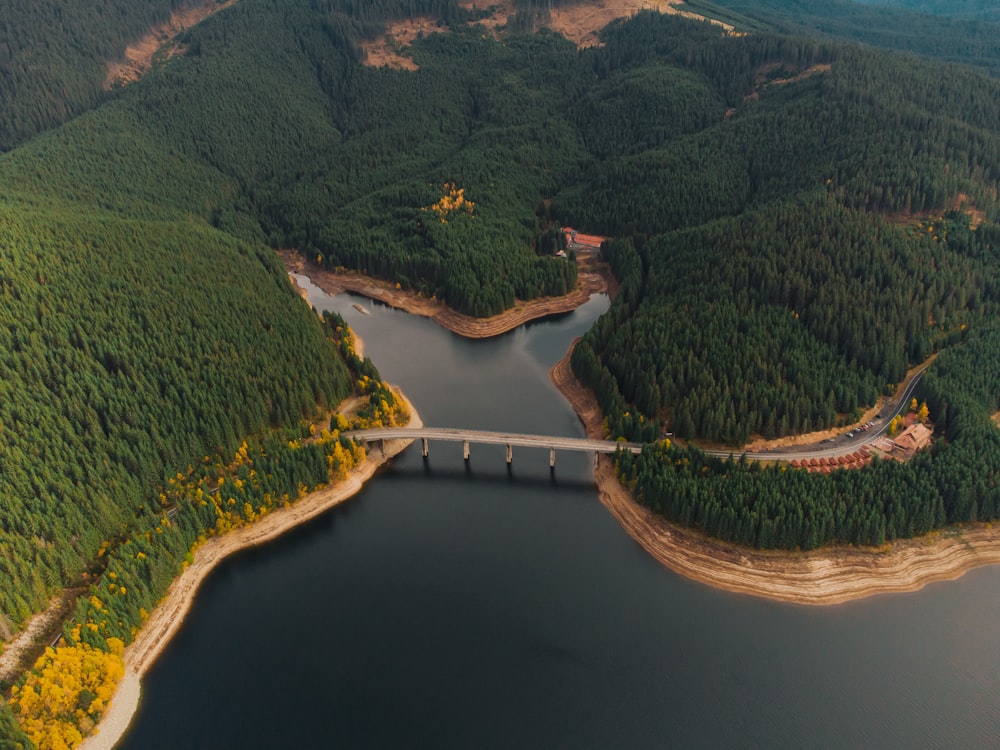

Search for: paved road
xmin=342 ymin=427 xmax=644 ymax=455
xmin=716 ymin=365 xmax=929 ymax=461
xmin=345 ymin=367 xmax=929 ymax=463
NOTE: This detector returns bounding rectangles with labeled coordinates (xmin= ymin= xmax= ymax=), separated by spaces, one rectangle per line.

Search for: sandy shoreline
xmin=78 ymin=393 xmax=422 ymax=750
xmin=278 ymin=249 xmax=610 ymax=339
xmin=549 ymin=345 xmax=1000 ymax=605
xmin=56 ymin=262 xmax=1000 ymax=747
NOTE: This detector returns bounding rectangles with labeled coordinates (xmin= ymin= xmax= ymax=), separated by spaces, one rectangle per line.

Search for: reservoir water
xmin=119 ymin=277 xmax=1000 ymax=748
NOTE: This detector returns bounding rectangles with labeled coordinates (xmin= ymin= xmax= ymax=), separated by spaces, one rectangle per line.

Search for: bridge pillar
xmin=422 ymin=438 xmax=428 ymax=458
xmin=378 ymin=438 xmax=385 ymax=455
xmin=463 ymin=440 xmax=470 ymax=461
xmin=506 ymin=444 xmax=513 ymax=464
xmin=549 ymin=447 xmax=556 ymax=468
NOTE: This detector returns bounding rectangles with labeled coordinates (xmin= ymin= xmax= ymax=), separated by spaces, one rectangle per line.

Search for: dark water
xmin=119 ymin=277 xmax=1000 ymax=749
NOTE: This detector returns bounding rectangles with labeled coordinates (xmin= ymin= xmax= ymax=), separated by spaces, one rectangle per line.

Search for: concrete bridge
xmin=342 ymin=427 xmax=643 ymax=467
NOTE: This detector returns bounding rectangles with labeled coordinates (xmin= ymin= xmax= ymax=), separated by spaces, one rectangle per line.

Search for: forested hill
xmin=852 ymin=0 xmax=1000 ymax=23
xmin=0 ymin=0 xmax=994 ymax=601
xmin=557 ymin=14 xmax=1000 ymax=551
xmin=696 ymin=0 xmax=1000 ymax=76
xmin=1 ymin=3 xmax=1000 ymax=741
xmin=0 ymin=0 xmax=198 ymax=151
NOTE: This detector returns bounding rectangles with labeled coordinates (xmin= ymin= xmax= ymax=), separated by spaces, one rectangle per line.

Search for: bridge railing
xmin=343 ymin=427 xmax=643 ymax=467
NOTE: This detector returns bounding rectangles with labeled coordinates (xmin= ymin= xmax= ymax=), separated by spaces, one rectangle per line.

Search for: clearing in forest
xmin=105 ymin=0 xmax=240 ymax=88
xmin=363 ymin=0 xmax=734 ymax=70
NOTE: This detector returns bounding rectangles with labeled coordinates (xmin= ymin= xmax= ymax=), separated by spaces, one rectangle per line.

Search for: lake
xmin=118 ymin=276 xmax=1000 ymax=749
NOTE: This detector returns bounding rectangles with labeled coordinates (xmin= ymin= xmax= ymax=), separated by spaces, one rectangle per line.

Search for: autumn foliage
xmin=425 ymin=182 xmax=475 ymax=223
xmin=6 ymin=312 xmax=407 ymax=744
xmin=9 ymin=626 xmax=124 ymax=750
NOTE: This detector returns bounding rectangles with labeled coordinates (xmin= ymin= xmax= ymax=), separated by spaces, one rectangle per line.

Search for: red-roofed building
xmin=561 ymin=227 xmax=607 ymax=250
xmin=892 ymin=423 xmax=933 ymax=459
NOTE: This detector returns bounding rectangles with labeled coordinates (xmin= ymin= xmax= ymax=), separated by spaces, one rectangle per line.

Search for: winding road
xmin=725 ymin=364 xmax=928 ymax=461
xmin=346 ymin=367 xmax=929 ymax=464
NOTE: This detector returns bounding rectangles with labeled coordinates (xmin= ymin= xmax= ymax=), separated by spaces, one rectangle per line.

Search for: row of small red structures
xmin=789 ymin=449 xmax=872 ymax=473
xmin=561 ymin=227 xmax=606 ymax=249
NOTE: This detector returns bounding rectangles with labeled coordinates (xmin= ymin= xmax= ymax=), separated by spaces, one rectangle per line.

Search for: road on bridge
xmin=345 ymin=366 xmax=929 ymax=465
xmin=342 ymin=427 xmax=644 ymax=465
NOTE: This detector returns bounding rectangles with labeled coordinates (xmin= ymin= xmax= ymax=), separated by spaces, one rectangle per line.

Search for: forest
xmin=696 ymin=0 xmax=1000 ymax=75
xmin=0 ymin=0 xmax=999 ymax=745
xmin=0 ymin=0 xmax=197 ymax=151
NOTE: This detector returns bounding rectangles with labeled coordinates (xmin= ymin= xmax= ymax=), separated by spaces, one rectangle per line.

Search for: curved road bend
xmin=712 ymin=364 xmax=930 ymax=461
xmin=344 ymin=367 xmax=929 ymax=464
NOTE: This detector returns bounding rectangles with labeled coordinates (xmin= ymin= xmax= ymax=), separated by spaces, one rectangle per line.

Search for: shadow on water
xmin=376 ymin=458 xmax=596 ymax=494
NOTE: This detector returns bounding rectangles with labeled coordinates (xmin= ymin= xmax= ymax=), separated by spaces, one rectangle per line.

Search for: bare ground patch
xmin=361 ymin=16 xmax=449 ymax=70
xmin=0 ymin=586 xmax=86 ymax=687
xmin=744 ymin=62 xmax=830 ymax=102
xmin=363 ymin=0 xmax=733 ymax=69
xmin=541 ymin=0 xmax=733 ymax=48
xmin=105 ymin=0 xmax=240 ymax=88
xmin=885 ymin=192 xmax=988 ymax=231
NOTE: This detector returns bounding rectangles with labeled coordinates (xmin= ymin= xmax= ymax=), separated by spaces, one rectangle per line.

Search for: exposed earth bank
xmin=550 ymin=344 xmax=1000 ymax=605
xmin=279 ymin=249 xmax=610 ymax=339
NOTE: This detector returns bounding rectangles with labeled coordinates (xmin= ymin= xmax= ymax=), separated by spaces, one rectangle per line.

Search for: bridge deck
xmin=342 ymin=427 xmax=643 ymax=455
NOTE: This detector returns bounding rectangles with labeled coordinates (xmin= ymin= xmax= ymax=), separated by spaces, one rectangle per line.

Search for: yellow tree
xmin=889 ymin=415 xmax=903 ymax=436
xmin=9 ymin=632 xmax=125 ymax=749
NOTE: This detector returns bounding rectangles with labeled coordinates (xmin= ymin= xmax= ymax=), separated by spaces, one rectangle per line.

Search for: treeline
xmin=0 ymin=0 xmax=191 ymax=150
xmin=1 ymin=6 xmax=999 ymax=741
xmin=551 ymin=12 xmax=1000 ymax=552
xmin=701 ymin=0 xmax=1000 ymax=76
xmin=574 ymin=199 xmax=995 ymax=444
xmin=0 ymin=197 xmax=351 ymax=633
xmin=618 ymin=317 xmax=1000 ymax=549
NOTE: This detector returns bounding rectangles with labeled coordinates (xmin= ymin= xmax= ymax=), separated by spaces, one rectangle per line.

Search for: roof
xmin=895 ymin=422 xmax=932 ymax=452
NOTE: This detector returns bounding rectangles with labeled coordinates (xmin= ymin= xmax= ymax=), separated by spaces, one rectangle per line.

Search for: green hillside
xmin=1 ymin=1 xmax=1000 ymax=742
xmin=852 ymin=0 xmax=1000 ymax=23
xmin=695 ymin=0 xmax=1000 ymax=75
xmin=563 ymin=14 xmax=1000 ymax=549
xmin=0 ymin=194 xmax=353 ymax=619
xmin=0 ymin=0 xmax=198 ymax=151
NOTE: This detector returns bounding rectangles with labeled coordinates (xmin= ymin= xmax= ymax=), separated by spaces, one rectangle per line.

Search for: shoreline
xmin=278 ymin=249 xmax=610 ymax=339
xmin=69 ymin=263 xmax=997 ymax=746
xmin=549 ymin=343 xmax=1000 ymax=606
xmin=79 ymin=391 xmax=422 ymax=750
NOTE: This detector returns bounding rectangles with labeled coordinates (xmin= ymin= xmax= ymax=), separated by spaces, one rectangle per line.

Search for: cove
xmin=118 ymin=277 xmax=1000 ymax=748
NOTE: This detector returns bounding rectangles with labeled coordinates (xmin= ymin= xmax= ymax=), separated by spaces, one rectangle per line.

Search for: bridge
xmin=344 ymin=365 xmax=929 ymax=468
xmin=342 ymin=427 xmax=643 ymax=467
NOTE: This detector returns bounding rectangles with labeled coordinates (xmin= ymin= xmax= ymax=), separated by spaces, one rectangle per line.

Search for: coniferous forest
xmin=0 ymin=0 xmax=999 ymax=744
